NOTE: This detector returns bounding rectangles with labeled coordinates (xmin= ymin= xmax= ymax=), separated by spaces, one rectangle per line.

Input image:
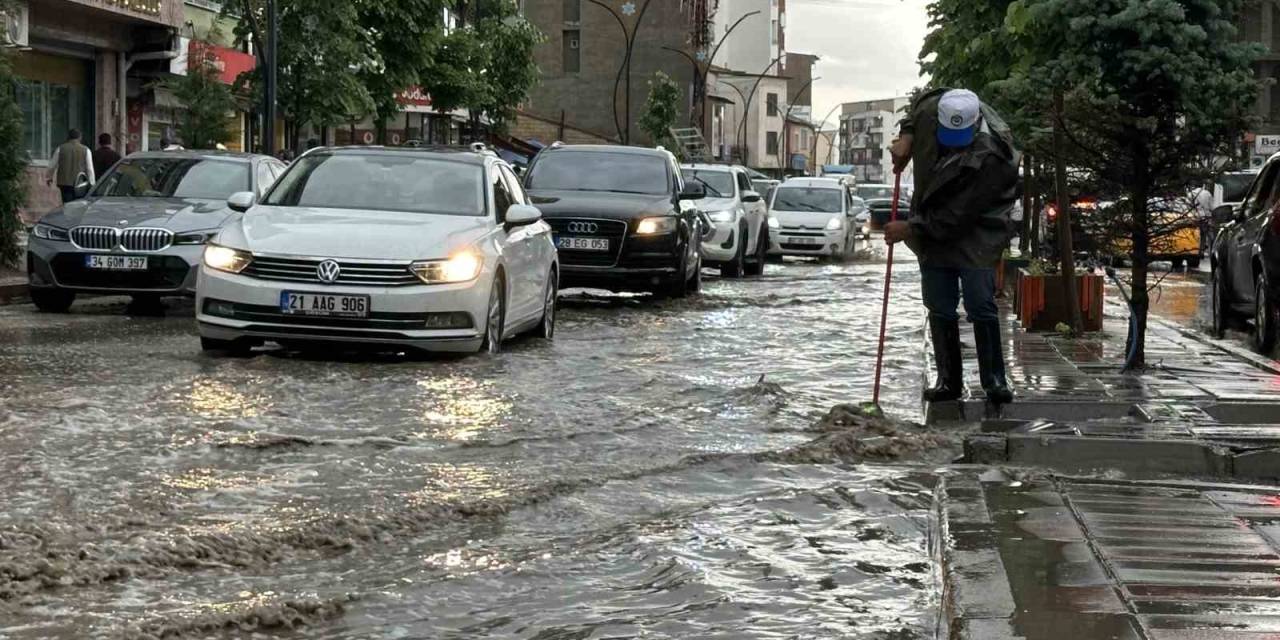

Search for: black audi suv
xmin=523 ymin=144 xmax=707 ymax=297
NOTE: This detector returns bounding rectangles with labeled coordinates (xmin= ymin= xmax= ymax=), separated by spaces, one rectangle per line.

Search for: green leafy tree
xmin=471 ymin=9 xmax=544 ymax=132
xmin=167 ymin=46 xmax=238 ymax=148
xmin=0 ymin=32 xmax=25 ymax=268
xmin=639 ymin=72 xmax=681 ymax=150
xmin=356 ymin=0 xmax=447 ymax=144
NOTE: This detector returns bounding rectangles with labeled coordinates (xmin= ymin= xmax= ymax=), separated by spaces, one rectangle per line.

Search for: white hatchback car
xmin=768 ymin=178 xmax=857 ymax=260
xmin=196 ymin=145 xmax=558 ymax=355
xmin=681 ymin=164 xmax=768 ymax=277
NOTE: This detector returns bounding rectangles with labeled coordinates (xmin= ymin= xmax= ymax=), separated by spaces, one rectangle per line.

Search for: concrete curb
xmin=0 ymin=278 xmax=28 ymax=304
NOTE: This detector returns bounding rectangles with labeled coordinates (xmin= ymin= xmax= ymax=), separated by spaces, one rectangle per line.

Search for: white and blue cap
xmin=937 ymin=89 xmax=981 ymax=148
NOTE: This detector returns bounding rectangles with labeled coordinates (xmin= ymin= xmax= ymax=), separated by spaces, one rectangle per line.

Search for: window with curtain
xmin=15 ymin=79 xmax=85 ymax=162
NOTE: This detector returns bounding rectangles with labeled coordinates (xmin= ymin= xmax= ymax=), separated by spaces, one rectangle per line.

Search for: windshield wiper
xmin=689 ymin=176 xmax=724 ymax=197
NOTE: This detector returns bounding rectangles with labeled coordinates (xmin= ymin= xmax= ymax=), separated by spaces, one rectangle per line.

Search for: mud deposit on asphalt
xmin=0 ymin=254 xmax=946 ymax=638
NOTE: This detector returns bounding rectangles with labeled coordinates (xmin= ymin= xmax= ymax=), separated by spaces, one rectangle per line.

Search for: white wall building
xmin=706 ymin=68 xmax=788 ymax=172
xmin=711 ymin=0 xmax=785 ymax=74
xmin=839 ymin=96 xmax=911 ymax=185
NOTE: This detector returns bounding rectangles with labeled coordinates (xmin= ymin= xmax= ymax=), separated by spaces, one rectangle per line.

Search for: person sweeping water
xmin=882 ymin=88 xmax=1020 ymax=406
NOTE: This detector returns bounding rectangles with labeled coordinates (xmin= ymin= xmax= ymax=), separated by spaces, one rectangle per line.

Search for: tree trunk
xmin=1052 ymin=91 xmax=1084 ymax=335
xmin=1020 ymin=154 xmax=1033 ymax=255
xmin=1030 ymin=159 xmax=1042 ymax=259
xmin=1125 ymin=140 xmax=1152 ymax=371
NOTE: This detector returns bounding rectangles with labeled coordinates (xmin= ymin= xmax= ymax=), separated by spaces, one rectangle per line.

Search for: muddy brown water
xmin=0 ymin=253 xmax=943 ymax=639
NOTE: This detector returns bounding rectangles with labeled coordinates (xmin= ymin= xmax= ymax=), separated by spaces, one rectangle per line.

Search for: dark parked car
xmin=1211 ymin=160 xmax=1280 ymax=351
xmin=523 ymin=144 xmax=706 ymax=297
xmin=27 ymin=151 xmax=287 ymax=312
xmin=864 ymin=197 xmax=911 ymax=230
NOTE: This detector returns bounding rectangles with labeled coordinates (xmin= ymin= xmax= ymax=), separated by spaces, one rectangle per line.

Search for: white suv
xmin=681 ymin=164 xmax=769 ymax=277
xmin=767 ymin=177 xmax=857 ymax=260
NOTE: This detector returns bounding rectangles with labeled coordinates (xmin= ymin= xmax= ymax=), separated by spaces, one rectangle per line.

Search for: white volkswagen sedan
xmin=196 ymin=145 xmax=558 ymax=355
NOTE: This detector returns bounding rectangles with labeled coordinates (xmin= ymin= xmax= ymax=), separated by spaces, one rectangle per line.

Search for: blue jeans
xmin=920 ymin=267 xmax=998 ymax=324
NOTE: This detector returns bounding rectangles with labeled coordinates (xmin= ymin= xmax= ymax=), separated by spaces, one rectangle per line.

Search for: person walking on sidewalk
xmin=92 ymin=133 xmax=122 ymax=179
xmin=46 ymin=129 xmax=95 ymax=204
xmin=883 ymin=88 xmax=1020 ymax=405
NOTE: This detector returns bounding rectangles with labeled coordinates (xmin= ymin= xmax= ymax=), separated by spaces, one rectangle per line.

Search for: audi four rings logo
xmin=567 ymin=222 xmax=599 ymax=234
xmin=316 ymin=260 xmax=342 ymax=283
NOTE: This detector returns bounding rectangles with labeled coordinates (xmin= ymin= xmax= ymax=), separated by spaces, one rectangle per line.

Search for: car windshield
xmin=1220 ymin=173 xmax=1256 ymax=203
xmin=262 ymin=153 xmax=486 ymax=216
xmin=857 ymin=185 xmax=895 ymax=200
xmin=527 ymin=151 xmax=669 ymax=195
xmin=684 ymin=170 xmax=735 ymax=198
xmin=773 ymin=187 xmax=843 ymax=213
xmin=92 ymin=158 xmax=250 ymax=199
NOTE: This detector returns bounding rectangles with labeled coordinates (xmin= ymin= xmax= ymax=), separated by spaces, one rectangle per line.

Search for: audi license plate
xmin=84 ymin=255 xmax=148 ymax=270
xmin=556 ymin=237 xmax=610 ymax=252
xmin=279 ymin=291 xmax=370 ymax=318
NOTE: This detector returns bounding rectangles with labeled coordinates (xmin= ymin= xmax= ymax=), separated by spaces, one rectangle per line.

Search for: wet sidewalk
xmin=940 ymin=469 xmax=1280 ymax=640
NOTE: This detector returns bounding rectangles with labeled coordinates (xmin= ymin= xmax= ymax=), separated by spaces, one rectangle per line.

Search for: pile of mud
xmin=764 ymin=404 xmax=962 ymax=464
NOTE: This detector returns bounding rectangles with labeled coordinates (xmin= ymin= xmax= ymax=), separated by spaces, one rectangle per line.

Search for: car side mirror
xmin=505 ymin=204 xmax=542 ymax=227
xmin=1211 ymin=204 xmax=1236 ymax=225
xmin=679 ymin=182 xmax=706 ymax=200
xmin=742 ymin=190 xmax=762 ymax=203
xmin=73 ymin=173 xmax=91 ymax=198
xmin=227 ymin=191 xmax=257 ymax=213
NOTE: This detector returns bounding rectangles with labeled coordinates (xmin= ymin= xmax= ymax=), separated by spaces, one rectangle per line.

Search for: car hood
xmin=528 ymin=190 xmax=673 ymax=220
xmin=695 ymin=196 xmax=738 ymax=213
xmin=40 ymin=197 xmax=234 ymax=232
xmin=226 ymin=205 xmax=491 ymax=261
xmin=772 ymin=209 xmax=843 ymax=227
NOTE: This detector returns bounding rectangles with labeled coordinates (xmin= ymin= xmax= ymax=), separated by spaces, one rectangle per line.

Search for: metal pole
xmin=264 ymin=0 xmax=278 ymax=156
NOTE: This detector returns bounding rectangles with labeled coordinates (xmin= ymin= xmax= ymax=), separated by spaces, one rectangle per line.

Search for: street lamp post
xmin=811 ymin=103 xmax=844 ymax=174
xmin=263 ymin=0 xmax=278 ymax=156
xmin=776 ymin=76 xmax=820 ymax=172
xmin=661 ymin=11 xmax=759 ymax=132
xmin=586 ymin=0 xmax=654 ymax=145
xmin=735 ymin=55 xmax=783 ymax=168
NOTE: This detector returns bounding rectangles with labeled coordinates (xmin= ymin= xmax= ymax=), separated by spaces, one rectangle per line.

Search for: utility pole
xmin=264 ymin=0 xmax=278 ymax=156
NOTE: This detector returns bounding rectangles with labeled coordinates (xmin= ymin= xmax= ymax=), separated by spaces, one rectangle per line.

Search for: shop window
xmin=15 ymin=80 xmax=86 ymax=162
xmin=766 ymin=131 xmax=779 ymax=155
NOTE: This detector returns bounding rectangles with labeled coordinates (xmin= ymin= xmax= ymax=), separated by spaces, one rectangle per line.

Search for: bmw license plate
xmin=84 ymin=255 xmax=148 ymax=270
xmin=279 ymin=291 xmax=370 ymax=318
xmin=556 ymin=236 xmax=610 ymax=251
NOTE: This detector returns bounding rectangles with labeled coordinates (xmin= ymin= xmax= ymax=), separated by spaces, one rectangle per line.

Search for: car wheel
xmin=1211 ymin=269 xmax=1231 ymax=338
xmin=481 ymin=274 xmax=506 ymax=354
xmin=744 ymin=225 xmax=767 ymax=276
xmin=200 ymin=336 xmax=254 ymax=357
xmin=1255 ymin=273 xmax=1278 ymax=353
xmin=535 ymin=268 xmax=557 ymax=340
xmin=31 ymin=289 xmax=74 ymax=313
xmin=720 ymin=224 xmax=746 ymax=278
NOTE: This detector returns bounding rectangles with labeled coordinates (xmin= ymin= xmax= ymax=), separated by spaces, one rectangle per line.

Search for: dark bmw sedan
xmin=522 ymin=144 xmax=706 ymax=297
xmin=26 ymin=151 xmax=287 ymax=312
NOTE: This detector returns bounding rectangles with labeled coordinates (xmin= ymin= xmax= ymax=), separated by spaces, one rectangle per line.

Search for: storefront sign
xmin=189 ymin=40 xmax=256 ymax=85
xmin=1255 ymin=134 xmax=1280 ymax=156
xmin=396 ymin=86 xmax=432 ymax=107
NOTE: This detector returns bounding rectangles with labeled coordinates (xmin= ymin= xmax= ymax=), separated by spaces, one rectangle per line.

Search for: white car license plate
xmin=279 ymin=291 xmax=370 ymax=318
xmin=557 ymin=236 xmax=610 ymax=252
xmin=787 ymin=237 xmax=821 ymax=245
xmin=84 ymin=255 xmax=148 ymax=270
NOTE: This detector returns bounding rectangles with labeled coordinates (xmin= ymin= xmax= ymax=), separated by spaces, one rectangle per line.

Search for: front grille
xmin=70 ymin=226 xmax=117 ymax=250
xmin=70 ymin=226 xmax=174 ymax=252
xmin=780 ymin=226 xmax=827 ymax=238
xmin=51 ymin=254 xmax=190 ymax=290
xmin=242 ymin=256 xmax=420 ymax=287
xmin=204 ymin=300 xmax=462 ymax=330
xmin=781 ymin=242 xmax=826 ymax=252
xmin=121 ymin=228 xmax=173 ymax=252
xmin=547 ymin=218 xmax=627 ymax=267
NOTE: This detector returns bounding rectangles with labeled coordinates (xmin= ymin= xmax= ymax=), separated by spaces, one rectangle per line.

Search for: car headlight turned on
xmin=768 ymin=216 xmax=780 ymax=229
xmin=636 ymin=217 xmax=677 ymax=235
xmin=707 ymin=210 xmax=735 ymax=223
xmin=32 ymin=223 xmax=69 ymax=241
xmin=203 ymin=245 xmax=253 ymax=274
xmin=826 ymin=217 xmax=844 ymax=230
xmin=411 ymin=250 xmax=483 ymax=284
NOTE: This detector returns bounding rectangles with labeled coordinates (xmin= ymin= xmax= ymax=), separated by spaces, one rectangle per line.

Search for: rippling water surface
xmin=0 ymin=253 xmax=940 ymax=639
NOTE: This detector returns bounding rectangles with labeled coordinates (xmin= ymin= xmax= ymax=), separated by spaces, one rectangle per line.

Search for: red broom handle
xmin=871 ymin=172 xmax=903 ymax=407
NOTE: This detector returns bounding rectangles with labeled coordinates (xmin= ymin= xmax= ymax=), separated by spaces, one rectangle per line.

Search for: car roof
xmin=782 ymin=178 xmax=844 ymax=189
xmin=681 ymin=163 xmax=740 ymax=172
xmin=544 ymin=144 xmax=669 ymax=158
xmin=124 ymin=150 xmax=263 ymax=162
xmin=303 ymin=145 xmax=492 ymax=165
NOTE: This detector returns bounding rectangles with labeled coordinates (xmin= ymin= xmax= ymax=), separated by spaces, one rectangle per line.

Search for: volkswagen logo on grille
xmin=567 ymin=221 xmax=599 ymax=234
xmin=316 ymin=260 xmax=341 ymax=283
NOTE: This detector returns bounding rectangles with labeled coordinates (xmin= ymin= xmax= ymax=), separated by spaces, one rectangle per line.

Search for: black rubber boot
xmin=974 ymin=320 xmax=1014 ymax=405
xmin=924 ymin=318 xmax=963 ymax=402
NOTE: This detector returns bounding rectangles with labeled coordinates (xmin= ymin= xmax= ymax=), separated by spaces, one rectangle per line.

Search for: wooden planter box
xmin=1000 ymin=258 xmax=1031 ymax=295
xmin=1015 ymin=269 xmax=1104 ymax=332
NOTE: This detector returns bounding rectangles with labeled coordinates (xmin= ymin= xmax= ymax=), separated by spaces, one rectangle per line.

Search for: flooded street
xmin=0 ymin=250 xmax=944 ymax=639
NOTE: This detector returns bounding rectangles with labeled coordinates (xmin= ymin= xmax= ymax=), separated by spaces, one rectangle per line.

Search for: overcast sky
xmin=787 ymin=0 xmax=932 ymax=130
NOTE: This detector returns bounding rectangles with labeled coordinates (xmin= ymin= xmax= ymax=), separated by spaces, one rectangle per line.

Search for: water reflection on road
xmin=0 ymin=249 xmax=941 ymax=638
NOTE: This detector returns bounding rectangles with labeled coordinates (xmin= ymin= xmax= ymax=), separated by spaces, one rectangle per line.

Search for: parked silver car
xmin=26 ymin=151 xmax=287 ymax=312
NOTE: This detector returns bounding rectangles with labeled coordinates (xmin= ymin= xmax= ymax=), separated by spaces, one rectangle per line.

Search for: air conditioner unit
xmin=2 ymin=1 xmax=28 ymax=49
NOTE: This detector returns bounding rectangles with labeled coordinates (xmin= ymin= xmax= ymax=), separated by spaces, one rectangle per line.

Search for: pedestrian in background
xmin=884 ymin=88 xmax=1020 ymax=405
xmin=92 ymin=133 xmax=122 ymax=179
xmin=46 ymin=129 xmax=95 ymax=204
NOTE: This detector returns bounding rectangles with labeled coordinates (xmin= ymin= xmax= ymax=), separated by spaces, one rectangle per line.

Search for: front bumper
xmin=555 ymin=228 xmax=684 ymax=292
xmin=700 ymin=222 xmax=739 ymax=263
xmin=769 ymin=228 xmax=846 ymax=256
xmin=27 ymin=237 xmax=203 ymax=295
xmin=195 ymin=267 xmax=489 ymax=352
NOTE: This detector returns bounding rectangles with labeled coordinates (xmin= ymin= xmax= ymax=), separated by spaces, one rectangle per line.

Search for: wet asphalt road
xmin=0 ymin=248 xmax=943 ymax=639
